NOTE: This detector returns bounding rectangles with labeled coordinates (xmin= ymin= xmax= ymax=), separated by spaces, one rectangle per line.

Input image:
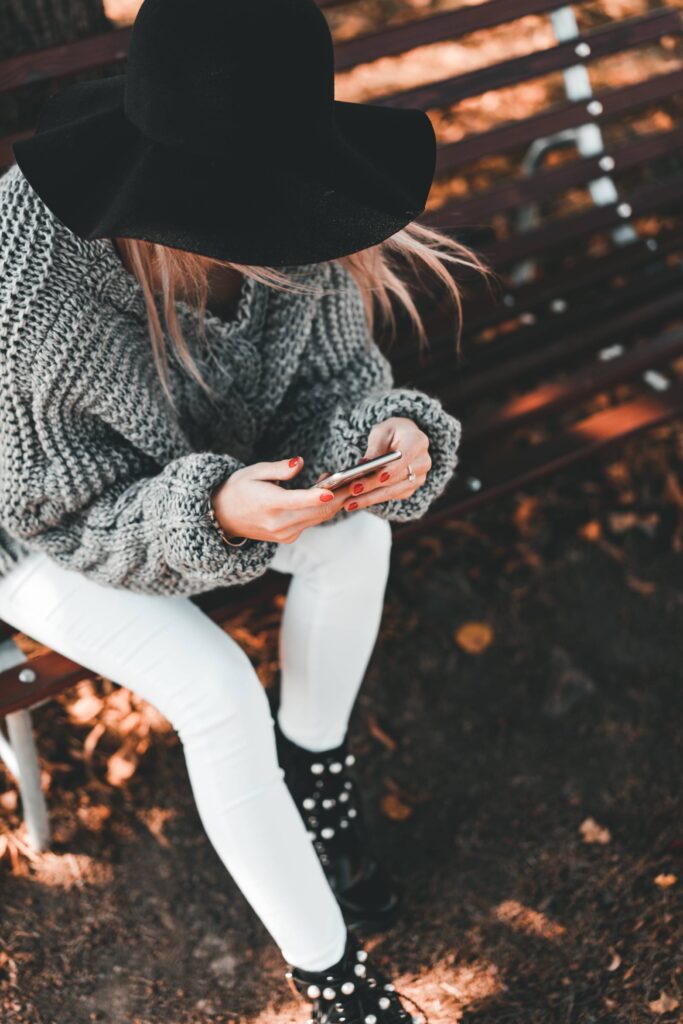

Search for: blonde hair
xmin=115 ymin=222 xmax=488 ymax=407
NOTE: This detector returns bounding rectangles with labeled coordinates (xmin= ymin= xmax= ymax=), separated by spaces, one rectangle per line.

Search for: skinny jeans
xmin=0 ymin=510 xmax=393 ymax=971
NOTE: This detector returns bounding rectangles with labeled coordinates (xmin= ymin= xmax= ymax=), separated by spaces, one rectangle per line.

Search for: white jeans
xmin=0 ymin=510 xmax=393 ymax=971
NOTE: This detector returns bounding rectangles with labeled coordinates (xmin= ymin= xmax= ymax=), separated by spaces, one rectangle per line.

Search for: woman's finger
xmin=340 ymin=467 xmax=429 ymax=512
xmin=346 ymin=451 xmax=430 ymax=498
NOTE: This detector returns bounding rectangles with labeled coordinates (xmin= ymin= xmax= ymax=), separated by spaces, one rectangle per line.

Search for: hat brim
xmin=12 ymin=75 xmax=436 ymax=266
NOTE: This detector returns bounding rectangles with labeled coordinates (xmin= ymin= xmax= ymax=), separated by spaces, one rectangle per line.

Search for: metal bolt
xmin=466 ymin=477 xmax=483 ymax=493
xmin=550 ymin=298 xmax=568 ymax=314
xmin=598 ymin=344 xmax=625 ymax=362
xmin=18 ymin=668 xmax=37 ymax=684
xmin=587 ymin=100 xmax=603 ymax=116
xmin=617 ymin=202 xmax=632 ymax=219
xmin=599 ymin=155 xmax=615 ymax=172
xmin=643 ymin=369 xmax=670 ymax=392
xmin=575 ymin=42 xmax=591 ymax=57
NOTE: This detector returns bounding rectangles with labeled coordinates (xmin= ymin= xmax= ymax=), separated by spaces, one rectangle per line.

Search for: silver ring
xmin=406 ymin=463 xmax=417 ymax=483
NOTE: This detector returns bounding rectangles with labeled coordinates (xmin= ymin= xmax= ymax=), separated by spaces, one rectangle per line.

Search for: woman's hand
xmin=211 ymin=457 xmax=356 ymax=544
xmin=339 ymin=416 xmax=432 ymax=513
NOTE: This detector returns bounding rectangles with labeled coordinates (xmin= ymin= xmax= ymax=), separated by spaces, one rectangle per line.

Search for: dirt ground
xmin=2 ymin=422 xmax=683 ymax=1024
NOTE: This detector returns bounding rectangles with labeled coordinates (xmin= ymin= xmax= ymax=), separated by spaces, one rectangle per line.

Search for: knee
xmin=166 ymin=642 xmax=273 ymax=747
xmin=347 ymin=509 xmax=393 ymax=563
xmin=325 ymin=510 xmax=393 ymax=581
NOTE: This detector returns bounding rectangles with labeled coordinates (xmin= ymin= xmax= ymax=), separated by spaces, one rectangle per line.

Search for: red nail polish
xmin=380 ymin=471 xmax=390 ymax=482
xmin=288 ymin=457 xmax=300 ymax=467
xmin=352 ymin=483 xmax=364 ymax=494
xmin=347 ymin=501 xmax=359 ymax=511
xmin=320 ymin=492 xmax=333 ymax=503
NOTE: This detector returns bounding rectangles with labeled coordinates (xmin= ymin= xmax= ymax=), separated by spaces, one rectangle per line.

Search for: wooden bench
xmin=1 ymin=0 xmax=682 ymax=849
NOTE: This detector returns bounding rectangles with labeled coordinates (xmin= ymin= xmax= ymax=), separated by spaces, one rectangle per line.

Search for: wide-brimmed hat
xmin=12 ymin=0 xmax=437 ymax=266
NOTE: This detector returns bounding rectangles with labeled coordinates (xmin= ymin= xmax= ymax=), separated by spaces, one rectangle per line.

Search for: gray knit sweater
xmin=0 ymin=163 xmax=462 ymax=597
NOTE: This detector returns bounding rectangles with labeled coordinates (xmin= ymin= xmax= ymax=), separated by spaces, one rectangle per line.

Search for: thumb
xmin=254 ymin=456 xmax=305 ymax=482
xmin=363 ymin=422 xmax=395 ymax=462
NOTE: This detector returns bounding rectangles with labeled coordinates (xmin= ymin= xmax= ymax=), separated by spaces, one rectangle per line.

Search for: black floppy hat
xmin=12 ymin=0 xmax=437 ymax=266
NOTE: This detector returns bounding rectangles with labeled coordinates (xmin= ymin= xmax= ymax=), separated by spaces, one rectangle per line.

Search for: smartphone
xmin=313 ymin=450 xmax=403 ymax=491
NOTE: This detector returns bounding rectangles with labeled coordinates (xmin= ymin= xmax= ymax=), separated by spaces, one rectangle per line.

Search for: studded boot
xmin=286 ymin=930 xmax=423 ymax=1024
xmin=274 ymin=717 xmax=401 ymax=933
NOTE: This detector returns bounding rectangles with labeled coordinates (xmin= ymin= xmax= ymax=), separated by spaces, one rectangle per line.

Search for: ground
xmin=2 ymin=424 xmax=683 ymax=1024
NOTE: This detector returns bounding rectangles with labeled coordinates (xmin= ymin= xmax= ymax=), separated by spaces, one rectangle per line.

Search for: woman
xmin=0 ymin=0 xmax=483 ymax=1020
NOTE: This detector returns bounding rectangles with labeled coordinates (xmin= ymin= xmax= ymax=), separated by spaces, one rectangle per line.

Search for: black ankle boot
xmin=274 ymin=718 xmax=401 ymax=933
xmin=286 ymin=932 xmax=422 ymax=1023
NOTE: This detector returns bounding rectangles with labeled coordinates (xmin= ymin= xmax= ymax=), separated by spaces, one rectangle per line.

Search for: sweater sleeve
xmin=0 ymin=394 xmax=278 ymax=597
xmin=257 ymin=262 xmax=462 ymax=523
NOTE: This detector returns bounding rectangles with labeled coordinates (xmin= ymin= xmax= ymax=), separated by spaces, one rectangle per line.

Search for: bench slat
xmin=436 ymin=66 xmax=683 ymax=173
xmin=333 ymin=0 xmax=568 ymax=71
xmin=398 ymin=378 xmax=683 ymax=537
xmin=0 ymin=27 xmax=131 ymax=95
xmin=470 ymin=176 xmax=683 ymax=266
xmin=374 ymin=8 xmax=681 ymax=111
xmin=433 ymin=126 xmax=683 ymax=225
xmin=422 ymin=279 xmax=683 ymax=401
xmin=462 ymin=324 xmax=683 ymax=443
xmin=451 ymin=229 xmax=683 ymax=338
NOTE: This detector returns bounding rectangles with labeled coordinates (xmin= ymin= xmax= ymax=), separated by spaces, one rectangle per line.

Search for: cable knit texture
xmin=0 ymin=163 xmax=462 ymax=597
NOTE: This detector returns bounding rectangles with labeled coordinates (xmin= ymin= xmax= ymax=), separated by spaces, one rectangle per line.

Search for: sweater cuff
xmin=346 ymin=388 xmax=462 ymax=522
xmin=159 ymin=453 xmax=278 ymax=588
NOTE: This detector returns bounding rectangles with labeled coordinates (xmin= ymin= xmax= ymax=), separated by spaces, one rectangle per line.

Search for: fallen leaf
xmin=381 ymin=793 xmax=413 ymax=822
xmin=455 ymin=622 xmax=493 ymax=655
xmin=626 ymin=575 xmax=656 ymax=596
xmin=0 ymin=790 xmax=18 ymax=812
xmin=648 ymin=991 xmax=679 ymax=1014
xmin=106 ymin=746 xmax=138 ymax=787
xmin=367 ymin=713 xmax=397 ymax=752
xmin=607 ymin=951 xmax=622 ymax=972
xmin=514 ymin=496 xmax=540 ymax=538
xmin=580 ymin=817 xmax=611 ymax=845
xmin=68 ymin=692 xmax=104 ymax=723
xmin=654 ymin=873 xmax=678 ymax=889
xmin=83 ymin=723 xmax=106 ymax=762
xmin=580 ymin=521 xmax=601 ymax=541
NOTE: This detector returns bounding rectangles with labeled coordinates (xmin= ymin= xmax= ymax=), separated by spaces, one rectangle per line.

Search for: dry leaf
xmin=0 ymin=790 xmax=18 ymax=812
xmin=654 ymin=873 xmax=678 ymax=889
xmin=580 ymin=521 xmax=601 ymax=541
xmin=68 ymin=693 xmax=104 ymax=723
xmin=83 ymin=723 xmax=106 ymax=762
xmin=455 ymin=622 xmax=493 ymax=655
xmin=648 ymin=991 xmax=679 ymax=1014
xmin=607 ymin=951 xmax=622 ymax=972
xmin=106 ymin=746 xmax=138 ymax=787
xmin=367 ymin=713 xmax=397 ymax=752
xmin=381 ymin=793 xmax=413 ymax=822
xmin=626 ymin=576 xmax=657 ymax=596
xmin=579 ymin=817 xmax=612 ymax=845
